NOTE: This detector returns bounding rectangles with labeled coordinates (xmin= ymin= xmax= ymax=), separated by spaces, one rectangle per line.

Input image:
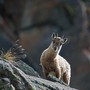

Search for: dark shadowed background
xmin=0 ymin=0 xmax=90 ymax=90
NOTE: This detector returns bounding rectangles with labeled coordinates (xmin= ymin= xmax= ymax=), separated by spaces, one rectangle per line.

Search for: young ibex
xmin=40 ymin=33 xmax=71 ymax=85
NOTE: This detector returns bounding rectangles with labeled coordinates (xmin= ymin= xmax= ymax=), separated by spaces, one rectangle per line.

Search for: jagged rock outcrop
xmin=0 ymin=57 xmax=77 ymax=90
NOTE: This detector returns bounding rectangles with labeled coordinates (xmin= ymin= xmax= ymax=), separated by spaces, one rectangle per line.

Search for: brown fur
xmin=40 ymin=33 xmax=71 ymax=85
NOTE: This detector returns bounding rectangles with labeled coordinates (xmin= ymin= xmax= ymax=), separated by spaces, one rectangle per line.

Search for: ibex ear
xmin=62 ymin=38 xmax=68 ymax=44
xmin=51 ymin=32 xmax=55 ymax=38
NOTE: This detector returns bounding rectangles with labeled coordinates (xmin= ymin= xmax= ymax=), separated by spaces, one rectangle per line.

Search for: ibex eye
xmin=60 ymin=43 xmax=62 ymax=45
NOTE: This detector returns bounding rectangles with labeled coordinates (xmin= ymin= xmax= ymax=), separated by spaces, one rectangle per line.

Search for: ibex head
xmin=51 ymin=33 xmax=68 ymax=53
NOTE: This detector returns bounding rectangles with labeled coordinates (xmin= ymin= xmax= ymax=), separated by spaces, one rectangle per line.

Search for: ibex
xmin=40 ymin=33 xmax=71 ymax=85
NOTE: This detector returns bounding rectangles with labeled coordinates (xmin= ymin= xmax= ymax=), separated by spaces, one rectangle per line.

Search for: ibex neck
xmin=48 ymin=42 xmax=62 ymax=55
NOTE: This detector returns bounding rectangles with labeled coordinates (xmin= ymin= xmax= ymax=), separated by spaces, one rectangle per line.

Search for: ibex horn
xmin=56 ymin=33 xmax=58 ymax=37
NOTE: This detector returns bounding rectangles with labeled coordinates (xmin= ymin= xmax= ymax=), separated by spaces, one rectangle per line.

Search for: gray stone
xmin=0 ymin=58 xmax=77 ymax=90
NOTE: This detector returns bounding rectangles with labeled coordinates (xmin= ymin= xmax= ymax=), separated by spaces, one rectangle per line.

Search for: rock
xmin=13 ymin=60 xmax=40 ymax=77
xmin=0 ymin=58 xmax=77 ymax=90
xmin=0 ymin=78 xmax=15 ymax=90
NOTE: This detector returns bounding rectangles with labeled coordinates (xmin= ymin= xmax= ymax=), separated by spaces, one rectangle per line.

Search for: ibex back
xmin=40 ymin=33 xmax=71 ymax=85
